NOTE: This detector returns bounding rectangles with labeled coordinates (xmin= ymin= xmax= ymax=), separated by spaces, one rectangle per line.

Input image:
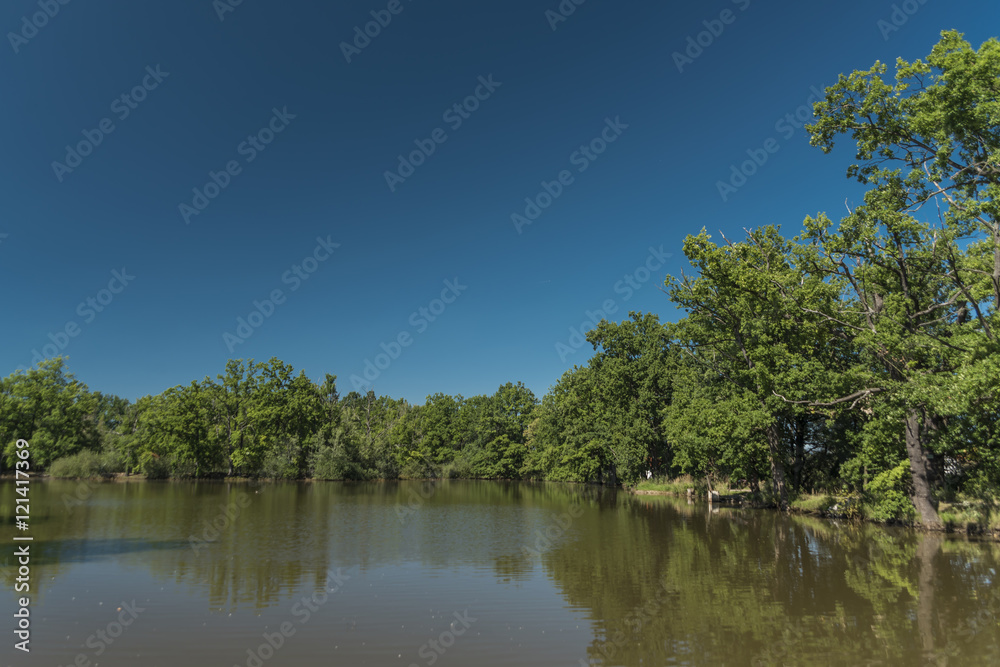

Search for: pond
xmin=1 ymin=479 xmax=998 ymax=666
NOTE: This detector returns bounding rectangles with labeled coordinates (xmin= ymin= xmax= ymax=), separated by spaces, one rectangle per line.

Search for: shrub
xmin=48 ymin=450 xmax=103 ymax=478
xmin=98 ymin=449 xmax=128 ymax=474
xmin=310 ymin=446 xmax=365 ymax=481
xmin=443 ymin=456 xmax=473 ymax=479
xmin=400 ymin=458 xmax=432 ymax=479
xmin=260 ymin=441 xmax=303 ymax=480
xmin=261 ymin=453 xmax=299 ymax=480
xmin=864 ymin=459 xmax=915 ymax=522
xmin=167 ymin=456 xmax=198 ymax=478
xmin=138 ymin=451 xmax=170 ymax=480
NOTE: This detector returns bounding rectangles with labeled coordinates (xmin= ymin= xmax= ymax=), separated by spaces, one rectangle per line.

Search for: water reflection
xmin=544 ymin=495 xmax=1000 ymax=665
xmin=1 ymin=480 xmax=997 ymax=665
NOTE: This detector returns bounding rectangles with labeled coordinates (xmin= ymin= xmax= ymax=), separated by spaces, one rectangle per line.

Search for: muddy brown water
xmin=1 ymin=479 xmax=998 ymax=666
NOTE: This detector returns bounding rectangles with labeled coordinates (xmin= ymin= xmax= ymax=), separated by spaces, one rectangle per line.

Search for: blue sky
xmin=1 ymin=0 xmax=997 ymax=404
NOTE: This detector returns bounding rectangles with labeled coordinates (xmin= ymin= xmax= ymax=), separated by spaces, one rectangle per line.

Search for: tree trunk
xmin=904 ymin=410 xmax=942 ymax=528
xmin=765 ymin=423 xmax=789 ymax=510
xmin=792 ymin=416 xmax=806 ymax=493
xmin=992 ymin=226 xmax=1000 ymax=309
xmin=923 ymin=414 xmax=946 ymax=491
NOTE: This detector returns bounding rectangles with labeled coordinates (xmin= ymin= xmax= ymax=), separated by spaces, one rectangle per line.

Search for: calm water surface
xmin=1 ymin=480 xmax=998 ymax=666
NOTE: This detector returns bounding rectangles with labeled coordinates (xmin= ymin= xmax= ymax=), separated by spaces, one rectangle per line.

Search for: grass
xmin=633 ymin=474 xmax=704 ymax=495
xmin=938 ymin=497 xmax=1000 ymax=533
xmin=632 ymin=475 xmax=749 ymax=496
xmin=788 ymin=493 xmax=1000 ymax=530
xmin=789 ymin=494 xmax=838 ymax=514
xmin=634 ymin=481 xmax=690 ymax=494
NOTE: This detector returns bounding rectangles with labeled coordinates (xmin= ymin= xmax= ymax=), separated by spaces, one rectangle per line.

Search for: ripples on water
xmin=1 ymin=479 xmax=998 ymax=666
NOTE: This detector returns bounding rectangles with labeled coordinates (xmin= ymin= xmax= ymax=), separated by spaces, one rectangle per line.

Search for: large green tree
xmin=585 ymin=313 xmax=674 ymax=485
xmin=795 ymin=30 xmax=1000 ymax=526
xmin=666 ymin=227 xmax=831 ymax=509
xmin=0 ymin=358 xmax=100 ymax=469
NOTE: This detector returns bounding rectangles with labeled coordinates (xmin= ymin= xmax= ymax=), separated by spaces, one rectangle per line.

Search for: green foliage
xmin=0 ymin=358 xmax=100 ymax=470
xmin=790 ymin=495 xmax=838 ymax=514
xmin=97 ymin=449 xmax=128 ymax=474
xmin=864 ymin=460 xmax=916 ymax=522
xmin=442 ymin=455 xmax=473 ymax=479
xmin=522 ymin=315 xmax=673 ymax=486
xmin=801 ymin=30 xmax=1000 ymax=526
xmin=48 ymin=450 xmax=104 ymax=478
xmin=138 ymin=451 xmax=170 ymax=480
xmin=3 ymin=32 xmax=999 ymax=525
xmin=633 ymin=475 xmax=705 ymax=496
xmin=260 ymin=438 xmax=303 ymax=480
xmin=470 ymin=435 xmax=526 ymax=479
xmin=309 ymin=444 xmax=364 ymax=481
xmin=938 ymin=498 xmax=1000 ymax=532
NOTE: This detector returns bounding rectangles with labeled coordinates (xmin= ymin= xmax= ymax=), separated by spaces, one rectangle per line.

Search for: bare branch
xmin=772 ymin=387 xmax=884 ymax=409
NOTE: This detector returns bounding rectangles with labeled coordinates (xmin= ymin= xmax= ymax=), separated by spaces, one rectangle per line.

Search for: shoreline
xmin=627 ymin=487 xmax=1000 ymax=540
xmin=6 ymin=473 xmax=998 ymax=540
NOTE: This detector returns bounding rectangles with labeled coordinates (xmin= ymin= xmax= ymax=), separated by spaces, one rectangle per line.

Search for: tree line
xmin=0 ymin=355 xmax=542 ymax=481
xmin=2 ymin=32 xmax=998 ymax=527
